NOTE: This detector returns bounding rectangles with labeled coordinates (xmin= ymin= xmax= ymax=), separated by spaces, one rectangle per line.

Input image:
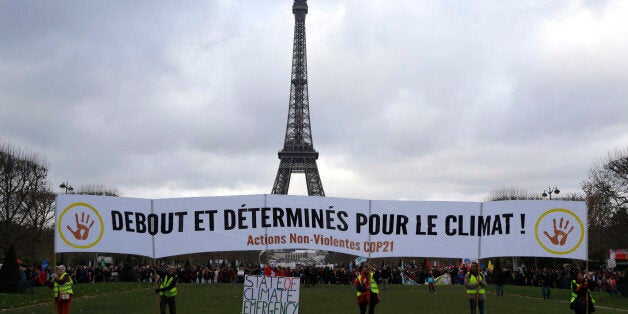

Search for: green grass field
xmin=1 ymin=282 xmax=627 ymax=313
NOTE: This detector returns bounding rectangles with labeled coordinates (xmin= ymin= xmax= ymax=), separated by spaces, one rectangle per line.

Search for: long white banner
xmin=55 ymin=194 xmax=588 ymax=260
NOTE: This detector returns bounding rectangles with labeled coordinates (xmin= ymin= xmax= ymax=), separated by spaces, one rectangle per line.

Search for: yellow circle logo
xmin=535 ymin=208 xmax=584 ymax=255
xmin=58 ymin=202 xmax=104 ymax=249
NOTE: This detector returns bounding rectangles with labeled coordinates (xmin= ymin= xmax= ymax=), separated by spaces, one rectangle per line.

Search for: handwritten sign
xmin=242 ymin=275 xmax=300 ymax=314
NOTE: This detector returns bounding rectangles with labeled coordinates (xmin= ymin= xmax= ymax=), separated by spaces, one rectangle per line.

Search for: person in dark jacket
xmin=494 ymin=268 xmax=505 ymax=296
xmin=540 ymin=268 xmax=552 ymax=300
xmin=570 ymin=272 xmax=595 ymax=314
xmin=156 ymin=266 xmax=179 ymax=314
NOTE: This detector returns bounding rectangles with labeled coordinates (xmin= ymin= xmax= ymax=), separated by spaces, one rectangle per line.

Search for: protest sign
xmin=242 ymin=275 xmax=299 ymax=314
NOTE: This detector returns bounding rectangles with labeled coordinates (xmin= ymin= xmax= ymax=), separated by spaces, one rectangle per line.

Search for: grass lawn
xmin=2 ymin=282 xmax=627 ymax=313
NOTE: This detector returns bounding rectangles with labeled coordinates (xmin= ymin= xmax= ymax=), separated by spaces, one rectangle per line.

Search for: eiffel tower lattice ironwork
xmin=272 ymin=0 xmax=325 ymax=196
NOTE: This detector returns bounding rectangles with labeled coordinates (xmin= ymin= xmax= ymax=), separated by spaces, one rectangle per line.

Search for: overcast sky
xmin=1 ymin=0 xmax=627 ymax=202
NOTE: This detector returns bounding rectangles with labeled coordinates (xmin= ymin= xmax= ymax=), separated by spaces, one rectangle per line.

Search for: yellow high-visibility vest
xmin=356 ymin=272 xmax=379 ymax=296
xmin=571 ymin=280 xmax=596 ymax=304
xmin=466 ymin=274 xmax=485 ymax=295
xmin=53 ymin=273 xmax=73 ymax=297
xmin=160 ymin=275 xmax=177 ymax=297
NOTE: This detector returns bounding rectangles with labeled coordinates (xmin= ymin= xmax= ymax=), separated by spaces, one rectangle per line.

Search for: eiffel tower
xmin=271 ymin=0 xmax=325 ymax=196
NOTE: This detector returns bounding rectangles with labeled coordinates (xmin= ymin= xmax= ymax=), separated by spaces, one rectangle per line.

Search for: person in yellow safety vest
xmin=464 ymin=262 xmax=486 ymax=314
xmin=155 ymin=265 xmax=179 ymax=314
xmin=570 ymin=272 xmax=596 ymax=314
xmin=48 ymin=265 xmax=73 ymax=314
xmin=354 ymin=263 xmax=380 ymax=314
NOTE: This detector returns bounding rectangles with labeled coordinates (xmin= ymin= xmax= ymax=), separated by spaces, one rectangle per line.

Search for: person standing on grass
xmin=49 ymin=265 xmax=73 ymax=314
xmin=494 ymin=267 xmax=505 ymax=296
xmin=203 ymin=267 xmax=211 ymax=284
xmin=36 ymin=266 xmax=48 ymax=286
xmin=570 ymin=272 xmax=595 ymax=314
xmin=380 ymin=266 xmax=391 ymax=290
xmin=540 ymin=268 xmax=552 ymax=300
xmin=156 ymin=265 xmax=179 ymax=314
xmin=355 ymin=263 xmax=380 ymax=314
xmin=464 ymin=262 xmax=486 ymax=314
xmin=608 ymin=275 xmax=621 ymax=296
xmin=427 ymin=271 xmax=436 ymax=294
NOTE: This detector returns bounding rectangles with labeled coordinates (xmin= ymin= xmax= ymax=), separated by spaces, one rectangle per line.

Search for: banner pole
xmin=263 ymin=194 xmax=270 ymax=270
xmin=150 ymin=199 xmax=159 ymax=314
xmin=53 ymin=195 xmax=58 ymax=314
xmin=477 ymin=203 xmax=484 ymax=260
xmin=585 ymin=204 xmax=590 ymax=314
xmin=154 ymin=257 xmax=160 ymax=314
xmin=52 ymin=252 xmax=56 ymax=314
xmin=368 ymin=200 xmax=372 ymax=261
xmin=585 ymin=260 xmax=589 ymax=314
xmin=477 ymin=203 xmax=483 ymax=312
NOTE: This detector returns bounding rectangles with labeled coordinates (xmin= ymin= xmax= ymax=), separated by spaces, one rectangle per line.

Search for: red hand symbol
xmin=66 ymin=212 xmax=95 ymax=240
xmin=543 ymin=217 xmax=574 ymax=246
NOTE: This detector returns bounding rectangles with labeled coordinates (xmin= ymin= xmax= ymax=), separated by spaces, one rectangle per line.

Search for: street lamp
xmin=60 ymin=182 xmax=74 ymax=194
xmin=541 ymin=186 xmax=560 ymax=200
xmin=58 ymin=181 xmax=74 ymax=265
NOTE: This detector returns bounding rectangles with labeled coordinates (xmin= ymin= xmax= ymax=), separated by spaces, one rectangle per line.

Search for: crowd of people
xmin=18 ymin=259 xmax=624 ymax=296
xmin=8 ymin=260 xmax=625 ymax=314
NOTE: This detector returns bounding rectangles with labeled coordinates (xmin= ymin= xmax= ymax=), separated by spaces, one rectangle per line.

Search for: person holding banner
xmin=155 ymin=266 xmax=179 ymax=314
xmin=570 ymin=272 xmax=595 ymax=314
xmin=464 ymin=262 xmax=486 ymax=314
xmin=354 ymin=263 xmax=380 ymax=314
xmin=48 ymin=265 xmax=73 ymax=314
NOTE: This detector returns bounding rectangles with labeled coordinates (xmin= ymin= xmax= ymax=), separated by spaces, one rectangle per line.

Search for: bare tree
xmin=582 ymin=147 xmax=628 ymax=262
xmin=484 ymin=186 xmax=538 ymax=201
xmin=75 ymin=184 xmax=119 ymax=196
xmin=485 ymin=186 xmax=584 ymax=202
xmin=0 ymin=141 xmax=55 ymax=254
